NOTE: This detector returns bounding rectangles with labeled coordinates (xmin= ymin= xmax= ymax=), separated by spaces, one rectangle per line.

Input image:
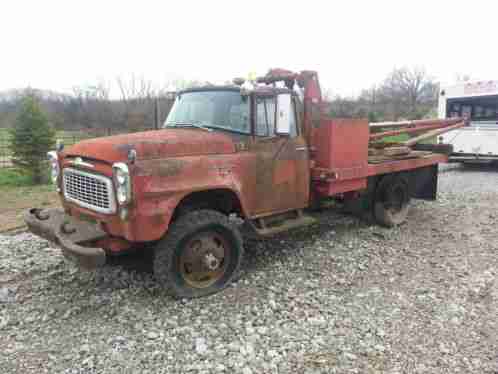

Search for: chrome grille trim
xmin=63 ymin=168 xmax=116 ymax=214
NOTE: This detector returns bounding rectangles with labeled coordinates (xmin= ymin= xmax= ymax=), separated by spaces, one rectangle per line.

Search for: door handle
xmin=295 ymin=147 xmax=308 ymax=151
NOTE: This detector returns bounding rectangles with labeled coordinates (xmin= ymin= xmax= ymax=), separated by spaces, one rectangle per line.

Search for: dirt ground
xmin=0 ymin=186 xmax=58 ymax=233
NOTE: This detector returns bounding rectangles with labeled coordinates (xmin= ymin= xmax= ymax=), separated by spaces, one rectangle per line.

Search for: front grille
xmin=63 ymin=168 xmax=116 ymax=214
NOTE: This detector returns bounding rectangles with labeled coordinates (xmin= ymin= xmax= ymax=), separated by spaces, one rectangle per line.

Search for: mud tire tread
xmin=153 ymin=209 xmax=243 ymax=299
xmin=373 ymin=175 xmax=411 ymax=228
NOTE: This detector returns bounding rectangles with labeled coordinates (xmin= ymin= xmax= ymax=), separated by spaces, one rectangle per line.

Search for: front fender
xmin=125 ymin=155 xmax=250 ymax=241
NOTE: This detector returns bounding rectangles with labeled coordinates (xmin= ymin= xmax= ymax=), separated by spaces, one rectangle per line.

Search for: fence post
xmin=154 ymin=97 xmax=160 ymax=130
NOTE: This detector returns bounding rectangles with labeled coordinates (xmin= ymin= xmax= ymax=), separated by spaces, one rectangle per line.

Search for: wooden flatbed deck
xmin=366 ymin=152 xmax=447 ymax=176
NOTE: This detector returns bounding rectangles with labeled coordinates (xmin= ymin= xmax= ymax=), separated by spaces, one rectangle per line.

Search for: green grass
xmin=0 ymin=167 xmax=53 ymax=187
xmin=0 ymin=182 xmax=55 ymax=194
xmin=0 ymin=168 xmax=36 ymax=186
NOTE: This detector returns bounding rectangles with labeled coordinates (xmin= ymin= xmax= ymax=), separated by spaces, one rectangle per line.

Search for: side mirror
xmin=240 ymin=80 xmax=254 ymax=97
xmin=276 ymin=93 xmax=291 ymax=135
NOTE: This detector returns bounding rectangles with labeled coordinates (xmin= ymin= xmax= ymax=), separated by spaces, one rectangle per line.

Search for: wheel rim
xmin=179 ymin=230 xmax=230 ymax=289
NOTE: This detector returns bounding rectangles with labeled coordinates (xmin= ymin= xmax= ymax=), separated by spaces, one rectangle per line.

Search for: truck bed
xmin=311 ymin=118 xmax=447 ymax=197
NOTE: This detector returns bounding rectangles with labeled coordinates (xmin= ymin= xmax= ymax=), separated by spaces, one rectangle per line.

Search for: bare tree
xmin=379 ymin=67 xmax=438 ymax=120
xmin=116 ymin=75 xmax=158 ymax=131
xmin=0 ymin=77 xmax=178 ymax=133
xmin=325 ymin=67 xmax=438 ymax=121
xmin=71 ymin=82 xmax=113 ymax=130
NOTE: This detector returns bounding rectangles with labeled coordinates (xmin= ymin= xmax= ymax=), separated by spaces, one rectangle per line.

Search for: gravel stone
xmin=0 ymin=164 xmax=497 ymax=373
xmin=146 ymin=332 xmax=159 ymax=340
xmin=0 ymin=287 xmax=15 ymax=303
xmin=195 ymin=337 xmax=208 ymax=355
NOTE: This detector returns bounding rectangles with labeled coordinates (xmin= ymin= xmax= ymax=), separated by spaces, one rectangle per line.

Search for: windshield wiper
xmin=166 ymin=122 xmax=212 ymax=132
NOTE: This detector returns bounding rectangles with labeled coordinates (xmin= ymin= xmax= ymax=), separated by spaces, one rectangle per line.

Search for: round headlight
xmin=113 ymin=162 xmax=131 ymax=206
xmin=116 ymin=168 xmax=128 ymax=185
xmin=116 ymin=187 xmax=128 ymax=204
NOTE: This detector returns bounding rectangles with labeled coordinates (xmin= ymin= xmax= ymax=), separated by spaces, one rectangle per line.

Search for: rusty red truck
xmin=25 ymin=69 xmax=464 ymax=298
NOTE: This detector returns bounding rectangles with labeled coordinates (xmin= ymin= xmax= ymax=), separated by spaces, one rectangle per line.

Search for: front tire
xmin=153 ymin=209 xmax=244 ymax=298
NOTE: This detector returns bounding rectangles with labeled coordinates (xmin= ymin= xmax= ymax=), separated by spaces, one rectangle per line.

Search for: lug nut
xmin=203 ymin=253 xmax=220 ymax=271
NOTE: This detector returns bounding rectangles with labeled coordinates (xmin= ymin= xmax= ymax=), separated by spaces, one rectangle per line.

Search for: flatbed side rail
xmin=311 ymin=153 xmax=447 ymax=198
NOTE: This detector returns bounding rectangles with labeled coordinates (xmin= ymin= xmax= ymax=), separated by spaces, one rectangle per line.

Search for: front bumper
xmin=24 ymin=208 xmax=108 ymax=269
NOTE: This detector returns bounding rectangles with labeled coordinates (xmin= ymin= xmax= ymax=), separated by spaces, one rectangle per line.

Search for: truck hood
xmin=64 ymin=128 xmax=237 ymax=163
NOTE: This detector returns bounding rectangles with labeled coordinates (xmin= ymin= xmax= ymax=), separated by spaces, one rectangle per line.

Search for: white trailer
xmin=438 ymin=80 xmax=498 ymax=163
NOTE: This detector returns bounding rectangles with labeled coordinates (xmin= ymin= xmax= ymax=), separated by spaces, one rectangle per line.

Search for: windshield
xmin=164 ymin=90 xmax=250 ymax=134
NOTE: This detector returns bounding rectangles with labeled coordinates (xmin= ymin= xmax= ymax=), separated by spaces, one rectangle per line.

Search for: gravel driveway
xmin=1 ymin=164 xmax=497 ymax=373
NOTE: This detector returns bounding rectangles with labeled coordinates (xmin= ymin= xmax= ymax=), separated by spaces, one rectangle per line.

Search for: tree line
xmin=325 ymin=66 xmax=439 ymax=122
xmin=0 ymin=67 xmax=440 ymax=132
xmin=0 ymin=76 xmax=199 ymax=131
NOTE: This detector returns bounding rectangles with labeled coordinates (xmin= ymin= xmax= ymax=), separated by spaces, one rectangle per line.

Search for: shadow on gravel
xmin=90 ymin=208 xmax=369 ymax=292
xmin=106 ymin=245 xmax=155 ymax=274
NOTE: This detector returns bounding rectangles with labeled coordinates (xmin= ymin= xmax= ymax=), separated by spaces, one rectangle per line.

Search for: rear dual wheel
xmin=374 ymin=175 xmax=411 ymax=227
xmin=153 ymin=209 xmax=243 ymax=298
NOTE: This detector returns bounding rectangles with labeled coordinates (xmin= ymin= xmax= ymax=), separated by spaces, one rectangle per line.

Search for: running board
xmin=243 ymin=210 xmax=316 ymax=237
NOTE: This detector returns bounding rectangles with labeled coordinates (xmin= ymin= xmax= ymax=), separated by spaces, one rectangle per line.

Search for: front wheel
xmin=153 ymin=209 xmax=244 ymax=298
xmin=374 ymin=175 xmax=410 ymax=227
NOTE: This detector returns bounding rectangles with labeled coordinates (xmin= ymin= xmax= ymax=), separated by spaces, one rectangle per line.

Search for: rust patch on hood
xmin=135 ymin=159 xmax=187 ymax=177
xmin=64 ymin=129 xmax=236 ymax=163
xmin=157 ymin=159 xmax=185 ymax=177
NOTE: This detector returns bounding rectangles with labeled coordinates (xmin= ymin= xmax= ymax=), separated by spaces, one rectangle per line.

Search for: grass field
xmin=0 ymin=168 xmax=34 ymax=186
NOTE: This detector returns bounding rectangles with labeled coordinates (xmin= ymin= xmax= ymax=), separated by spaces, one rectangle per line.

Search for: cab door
xmin=251 ymin=93 xmax=310 ymax=215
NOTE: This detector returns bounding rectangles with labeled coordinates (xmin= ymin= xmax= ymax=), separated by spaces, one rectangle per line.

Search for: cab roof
xmin=180 ymin=84 xmax=294 ymax=96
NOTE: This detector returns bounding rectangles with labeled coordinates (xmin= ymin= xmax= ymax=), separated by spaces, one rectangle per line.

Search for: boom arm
xmin=257 ymin=68 xmax=323 ymax=155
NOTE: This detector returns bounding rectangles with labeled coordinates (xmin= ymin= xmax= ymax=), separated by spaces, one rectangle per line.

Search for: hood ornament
xmin=128 ymin=149 xmax=137 ymax=164
xmin=70 ymin=157 xmax=94 ymax=168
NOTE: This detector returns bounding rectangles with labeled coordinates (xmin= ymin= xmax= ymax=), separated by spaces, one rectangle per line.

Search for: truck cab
xmin=163 ymin=85 xmax=311 ymax=216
